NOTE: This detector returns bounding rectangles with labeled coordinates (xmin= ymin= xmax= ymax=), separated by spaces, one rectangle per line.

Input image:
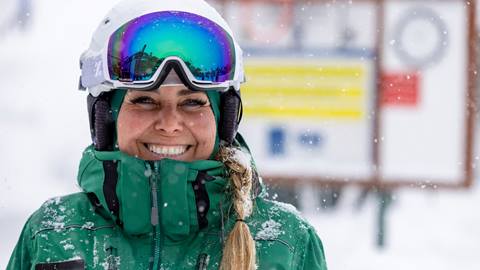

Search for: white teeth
xmin=147 ymin=144 xmax=187 ymax=156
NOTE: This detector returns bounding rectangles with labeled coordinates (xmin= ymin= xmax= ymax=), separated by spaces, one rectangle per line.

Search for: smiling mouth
xmin=145 ymin=144 xmax=191 ymax=157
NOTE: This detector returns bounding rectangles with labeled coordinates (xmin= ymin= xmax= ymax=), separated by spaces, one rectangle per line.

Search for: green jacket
xmin=7 ymin=146 xmax=327 ymax=269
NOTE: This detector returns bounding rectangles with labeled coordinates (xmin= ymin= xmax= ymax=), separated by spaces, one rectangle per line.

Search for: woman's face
xmin=117 ymin=85 xmax=216 ymax=161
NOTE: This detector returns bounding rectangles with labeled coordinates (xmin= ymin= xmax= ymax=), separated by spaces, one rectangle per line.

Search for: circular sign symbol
xmin=393 ymin=7 xmax=448 ymax=69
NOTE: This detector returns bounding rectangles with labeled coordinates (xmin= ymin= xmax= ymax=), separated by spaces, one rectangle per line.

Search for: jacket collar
xmin=77 ymin=146 xmax=229 ymax=241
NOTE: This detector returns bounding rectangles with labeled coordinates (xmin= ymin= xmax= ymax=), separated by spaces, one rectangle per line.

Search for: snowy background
xmin=1 ymin=0 xmax=479 ymax=269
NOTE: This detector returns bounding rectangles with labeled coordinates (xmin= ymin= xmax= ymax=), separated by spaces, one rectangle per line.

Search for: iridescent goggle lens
xmin=107 ymin=11 xmax=236 ymax=84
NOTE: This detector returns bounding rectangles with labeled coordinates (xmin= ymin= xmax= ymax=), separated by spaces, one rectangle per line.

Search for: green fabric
xmin=205 ymin=91 xmax=221 ymax=158
xmin=110 ymin=89 xmax=126 ymax=147
xmin=7 ymin=145 xmax=327 ymax=269
xmin=110 ymin=89 xmax=126 ymax=122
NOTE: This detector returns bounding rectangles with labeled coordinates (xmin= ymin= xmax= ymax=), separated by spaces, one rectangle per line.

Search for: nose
xmin=153 ymin=106 xmax=183 ymax=134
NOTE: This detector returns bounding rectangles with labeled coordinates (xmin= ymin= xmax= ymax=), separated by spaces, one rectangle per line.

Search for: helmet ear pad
xmin=87 ymin=92 xmax=116 ymax=151
xmin=219 ymin=88 xmax=242 ymax=145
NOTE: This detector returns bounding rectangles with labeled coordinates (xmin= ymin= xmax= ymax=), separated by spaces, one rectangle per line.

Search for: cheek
xmin=116 ymin=114 xmax=131 ymax=151
xmin=188 ymin=111 xmax=216 ymax=145
xmin=117 ymin=110 xmax=149 ymax=150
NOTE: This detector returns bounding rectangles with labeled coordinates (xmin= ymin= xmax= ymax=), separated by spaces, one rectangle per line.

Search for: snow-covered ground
xmin=1 ymin=0 xmax=479 ymax=269
xmin=307 ymin=186 xmax=480 ymax=270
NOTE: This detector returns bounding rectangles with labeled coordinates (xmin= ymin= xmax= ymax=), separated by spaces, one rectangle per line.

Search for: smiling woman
xmin=6 ymin=0 xmax=327 ymax=269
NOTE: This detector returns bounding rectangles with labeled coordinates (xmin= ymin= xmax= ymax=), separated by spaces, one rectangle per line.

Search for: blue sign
xmin=268 ymin=127 xmax=286 ymax=156
xmin=298 ymin=131 xmax=323 ymax=149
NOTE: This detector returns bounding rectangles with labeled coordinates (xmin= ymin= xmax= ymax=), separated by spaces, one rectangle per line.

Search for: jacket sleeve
xmin=299 ymin=227 xmax=328 ymax=270
xmin=6 ymin=216 xmax=34 ymax=270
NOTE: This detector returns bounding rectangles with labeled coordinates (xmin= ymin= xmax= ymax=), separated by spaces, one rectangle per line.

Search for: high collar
xmin=77 ymin=145 xmax=230 ymax=241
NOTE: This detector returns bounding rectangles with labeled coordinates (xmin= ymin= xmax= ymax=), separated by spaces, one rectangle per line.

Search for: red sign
xmin=381 ymin=72 xmax=420 ymax=106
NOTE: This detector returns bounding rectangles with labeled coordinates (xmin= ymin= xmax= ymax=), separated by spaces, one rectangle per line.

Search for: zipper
xmin=149 ymin=162 xmax=162 ymax=270
xmin=106 ymin=246 xmax=118 ymax=270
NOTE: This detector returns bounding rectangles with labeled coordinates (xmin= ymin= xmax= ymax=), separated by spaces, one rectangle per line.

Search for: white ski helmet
xmin=79 ymin=0 xmax=245 ymax=97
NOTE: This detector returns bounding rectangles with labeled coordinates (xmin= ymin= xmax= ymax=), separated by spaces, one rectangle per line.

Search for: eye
xmin=129 ymin=96 xmax=158 ymax=109
xmin=180 ymin=98 xmax=208 ymax=109
xmin=130 ymin=96 xmax=154 ymax=104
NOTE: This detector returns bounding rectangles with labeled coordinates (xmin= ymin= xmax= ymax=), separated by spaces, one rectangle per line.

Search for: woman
xmin=7 ymin=0 xmax=327 ymax=269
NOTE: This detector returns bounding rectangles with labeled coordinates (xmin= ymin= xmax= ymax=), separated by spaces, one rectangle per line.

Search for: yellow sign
xmin=242 ymin=60 xmax=369 ymax=120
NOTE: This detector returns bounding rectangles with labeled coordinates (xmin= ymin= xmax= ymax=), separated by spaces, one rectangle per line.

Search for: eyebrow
xmin=177 ymin=89 xmax=202 ymax=96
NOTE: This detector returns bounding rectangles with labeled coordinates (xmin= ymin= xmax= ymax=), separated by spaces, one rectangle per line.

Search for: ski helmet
xmin=79 ymin=0 xmax=244 ymax=149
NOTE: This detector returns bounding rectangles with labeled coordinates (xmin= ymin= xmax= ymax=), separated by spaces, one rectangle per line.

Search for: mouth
xmin=145 ymin=143 xmax=191 ymax=158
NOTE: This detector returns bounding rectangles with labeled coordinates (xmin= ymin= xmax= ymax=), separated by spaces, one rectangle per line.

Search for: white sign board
xmin=380 ymin=0 xmax=472 ymax=185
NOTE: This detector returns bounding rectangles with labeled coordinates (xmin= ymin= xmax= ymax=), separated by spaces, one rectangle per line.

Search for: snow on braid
xmin=216 ymin=145 xmax=256 ymax=270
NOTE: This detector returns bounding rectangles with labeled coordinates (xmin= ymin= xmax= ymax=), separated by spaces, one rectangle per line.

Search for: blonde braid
xmin=217 ymin=145 xmax=256 ymax=270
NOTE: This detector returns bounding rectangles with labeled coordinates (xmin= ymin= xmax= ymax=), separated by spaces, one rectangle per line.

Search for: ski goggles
xmin=79 ymin=11 xmax=244 ymax=95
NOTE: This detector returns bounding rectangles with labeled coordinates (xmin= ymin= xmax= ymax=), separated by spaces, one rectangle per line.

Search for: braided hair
xmin=217 ymin=145 xmax=256 ymax=270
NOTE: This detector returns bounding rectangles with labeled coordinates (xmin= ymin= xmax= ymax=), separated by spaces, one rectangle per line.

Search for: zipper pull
xmin=106 ymin=246 xmax=119 ymax=270
xmin=196 ymin=253 xmax=210 ymax=270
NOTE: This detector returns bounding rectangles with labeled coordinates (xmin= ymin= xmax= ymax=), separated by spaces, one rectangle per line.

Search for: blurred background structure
xmin=0 ymin=0 xmax=32 ymax=35
xmin=1 ymin=0 xmax=479 ymax=269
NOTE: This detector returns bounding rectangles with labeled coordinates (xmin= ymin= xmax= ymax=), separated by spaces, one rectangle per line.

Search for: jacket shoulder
xmin=250 ymin=197 xmax=327 ymax=269
xmin=251 ymin=197 xmax=315 ymax=248
xmin=28 ymin=192 xmax=113 ymax=237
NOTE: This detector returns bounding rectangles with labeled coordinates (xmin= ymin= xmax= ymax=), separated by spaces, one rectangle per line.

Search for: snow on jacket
xmin=7 ymin=145 xmax=327 ymax=269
